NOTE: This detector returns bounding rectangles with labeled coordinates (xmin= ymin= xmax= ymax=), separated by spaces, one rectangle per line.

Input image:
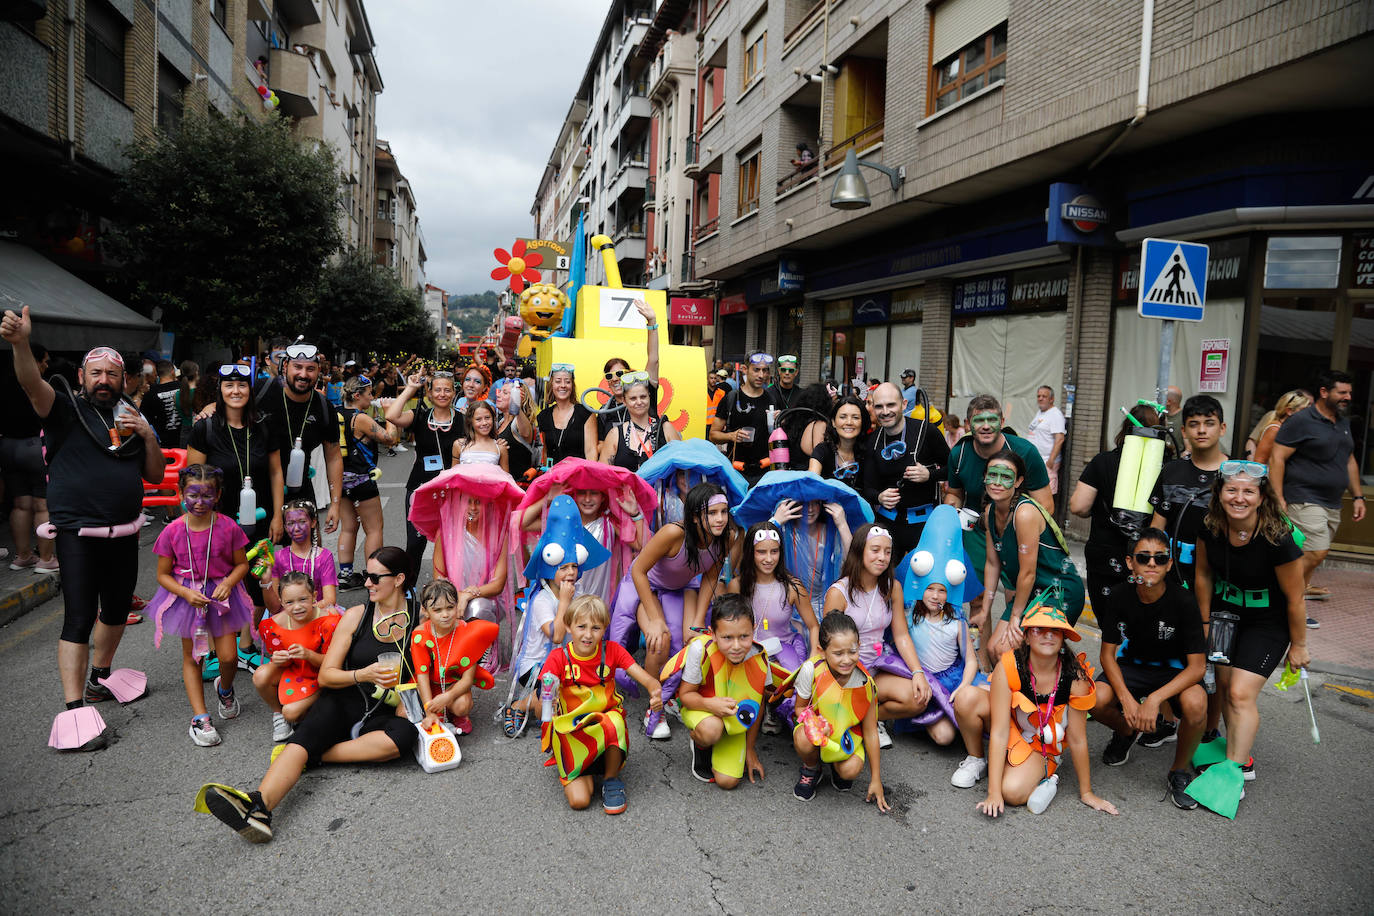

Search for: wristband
xmin=630 ymin=512 xmax=643 ymax=522
xmin=352 ymin=670 xmax=358 ymax=684
xmin=645 ymin=323 xmax=658 ymax=331
xmin=1354 ymin=496 xmax=1365 ymax=501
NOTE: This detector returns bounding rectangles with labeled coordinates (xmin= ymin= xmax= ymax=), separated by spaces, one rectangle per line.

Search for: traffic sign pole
xmin=1157 ymin=319 xmax=1175 ymax=406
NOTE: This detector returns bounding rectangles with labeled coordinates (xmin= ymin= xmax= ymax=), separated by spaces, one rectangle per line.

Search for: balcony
xmin=644 ymin=176 xmax=656 ymax=206
xmin=610 ymin=226 xmax=645 ymax=260
xmin=681 ymin=252 xmax=696 ymax=284
xmin=275 ymin=0 xmax=320 ymax=26
xmin=683 ymin=136 xmax=701 ymax=177
xmin=694 ymin=216 xmax=720 ymax=243
xmin=777 ymin=159 xmax=819 ymax=195
xmin=608 ymin=161 xmax=649 ymax=203
xmin=611 ymin=93 xmax=651 ymax=139
xmin=572 ymin=142 xmax=590 ymax=169
xmin=268 ymin=48 xmax=319 ymax=118
xmin=824 ymin=118 xmax=885 ymax=168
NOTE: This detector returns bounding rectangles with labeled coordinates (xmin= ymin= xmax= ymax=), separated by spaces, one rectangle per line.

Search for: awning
xmin=0 ymin=242 xmax=159 ymax=352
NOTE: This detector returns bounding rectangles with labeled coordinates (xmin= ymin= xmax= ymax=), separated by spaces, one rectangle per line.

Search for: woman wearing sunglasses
xmin=981 ymin=449 xmax=1085 ymax=659
xmin=1191 ymin=461 xmax=1308 ymax=809
xmin=386 ymin=369 xmax=463 ymax=584
xmin=538 ymin=363 xmax=599 ymax=465
xmin=188 ymin=362 xmax=285 ymax=670
xmin=1090 ymin=528 xmax=1208 ymax=809
xmin=597 ymin=298 xmax=661 ymax=438
xmin=598 ymin=371 xmax=680 ymax=473
xmin=200 ymin=547 xmax=418 ymax=843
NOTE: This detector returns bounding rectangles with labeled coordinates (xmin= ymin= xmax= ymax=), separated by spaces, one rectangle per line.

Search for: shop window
xmin=156 ymin=60 xmax=187 ymax=134
xmin=742 ymin=13 xmax=767 ymax=90
xmin=1264 ymin=236 xmax=1342 ymax=289
xmin=827 ymin=57 xmax=886 ymax=166
xmin=929 ymin=0 xmax=1008 ymax=114
xmin=85 ymin=0 xmax=127 ymax=99
xmin=737 ymin=148 xmax=760 ymax=218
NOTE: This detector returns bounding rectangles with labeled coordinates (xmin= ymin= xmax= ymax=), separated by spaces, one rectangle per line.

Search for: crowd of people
xmin=1 ymin=300 xmax=1362 ymax=843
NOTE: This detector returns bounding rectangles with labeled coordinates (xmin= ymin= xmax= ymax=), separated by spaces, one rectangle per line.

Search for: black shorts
xmin=1098 ymin=660 xmax=1196 ymax=710
xmin=1222 ymin=624 xmax=1290 ymax=678
xmin=288 ymin=685 xmax=417 ymax=767
xmin=55 ymin=531 xmax=138 ymax=643
xmin=342 ymin=478 xmax=379 ymax=503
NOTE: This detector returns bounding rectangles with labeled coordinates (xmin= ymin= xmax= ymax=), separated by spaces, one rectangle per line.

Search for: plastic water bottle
xmin=1203 ymin=661 xmax=1216 ymax=695
xmin=286 ymin=437 xmax=306 ymax=488
xmin=540 ymin=673 xmax=557 ymax=723
xmin=768 ymin=427 xmax=789 ymax=467
xmin=192 ymin=624 xmax=210 ymax=660
xmin=237 ymin=476 xmax=257 ymax=527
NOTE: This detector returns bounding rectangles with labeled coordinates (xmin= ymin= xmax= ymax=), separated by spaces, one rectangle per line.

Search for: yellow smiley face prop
xmin=516 ymin=284 xmax=570 ymax=357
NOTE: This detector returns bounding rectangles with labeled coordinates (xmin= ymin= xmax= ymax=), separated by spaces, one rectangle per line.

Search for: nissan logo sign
xmin=1061 ymin=194 xmax=1108 ymax=233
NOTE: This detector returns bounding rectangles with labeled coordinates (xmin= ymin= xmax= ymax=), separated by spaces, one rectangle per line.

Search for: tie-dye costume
xmin=258 ymin=613 xmax=342 ymax=705
xmin=539 ymin=641 xmax=636 ymax=784
xmin=998 ymin=649 xmax=1095 ymax=777
xmin=661 ymin=635 xmax=773 ymax=779
xmin=777 ymin=658 xmax=876 ymax=764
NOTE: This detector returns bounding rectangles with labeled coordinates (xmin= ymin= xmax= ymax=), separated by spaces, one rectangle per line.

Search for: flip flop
xmin=1304 ymin=587 xmax=1331 ymax=601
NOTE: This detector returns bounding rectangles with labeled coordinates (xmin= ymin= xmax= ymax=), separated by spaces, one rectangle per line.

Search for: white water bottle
xmin=238 ymin=476 xmax=257 ymax=527
xmin=286 ymin=437 xmax=305 ymax=488
xmin=193 ymin=624 xmax=210 ymax=660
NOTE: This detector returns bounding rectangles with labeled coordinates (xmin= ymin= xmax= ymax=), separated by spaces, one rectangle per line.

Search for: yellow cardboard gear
xmin=535 ymin=283 xmax=707 ymax=442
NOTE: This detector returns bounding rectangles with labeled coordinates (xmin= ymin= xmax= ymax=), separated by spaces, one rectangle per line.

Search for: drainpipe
xmin=1087 ymin=0 xmax=1153 ymax=170
xmin=817 ymin=0 xmax=830 ymax=154
xmin=66 ymin=0 xmax=76 ymax=161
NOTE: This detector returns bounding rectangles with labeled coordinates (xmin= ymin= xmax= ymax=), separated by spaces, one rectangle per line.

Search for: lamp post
xmin=829 ymin=148 xmax=904 ymax=210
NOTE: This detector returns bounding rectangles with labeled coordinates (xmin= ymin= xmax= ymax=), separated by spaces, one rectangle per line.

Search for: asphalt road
xmin=2 ymin=451 xmax=1373 ymax=914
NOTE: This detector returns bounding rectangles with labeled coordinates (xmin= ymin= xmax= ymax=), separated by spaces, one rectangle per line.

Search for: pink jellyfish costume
xmin=409 ymin=463 xmax=524 ymax=671
xmin=513 ymin=458 xmax=658 ymax=610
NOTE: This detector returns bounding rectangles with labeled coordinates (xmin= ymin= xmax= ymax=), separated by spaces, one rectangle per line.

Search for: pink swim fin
xmin=48 ymin=707 xmax=111 ymax=752
xmin=99 ymin=668 xmax=148 ymax=704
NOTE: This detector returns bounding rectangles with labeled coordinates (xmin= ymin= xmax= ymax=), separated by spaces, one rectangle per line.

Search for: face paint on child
xmin=183 ymin=483 xmax=219 ymax=515
xmin=284 ymin=511 xmax=312 ymax=542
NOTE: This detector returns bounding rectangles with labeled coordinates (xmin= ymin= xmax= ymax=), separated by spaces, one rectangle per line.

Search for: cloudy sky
xmin=369 ymin=3 xmax=606 ymax=297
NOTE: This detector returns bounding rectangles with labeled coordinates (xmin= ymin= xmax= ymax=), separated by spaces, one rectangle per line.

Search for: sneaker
xmin=793 ymin=764 xmax=821 ymax=801
xmin=876 ymin=721 xmax=893 ymax=749
xmin=761 ymin=707 xmax=783 ymax=735
xmin=125 ymin=612 xmax=144 ymax=626
xmin=602 ymin=777 xmax=627 ymax=815
xmin=393 ymin=443 xmax=408 ymax=453
xmin=1138 ymin=718 xmax=1178 ymax=748
xmin=32 ymin=557 xmax=59 ymax=574
xmin=665 ymin=698 xmax=682 ymax=721
xmin=690 ymin=742 xmax=715 ymax=783
xmin=236 ymin=647 xmax=266 ymax=672
xmin=214 ymin=677 xmax=241 ymax=719
xmin=1306 ymin=617 xmax=1320 ymax=629
xmin=386 ymin=448 xmax=397 ymax=457
xmin=644 ymin=710 xmax=671 ymax=740
xmin=201 ymin=653 xmax=220 ymax=682
xmin=1200 ymin=728 xmax=1222 ymax=743
xmin=203 ymin=786 xmax=272 ymax=843
xmin=1027 ymin=774 xmax=1059 ymax=814
xmin=338 ymin=571 xmax=364 ymax=590
xmin=951 ymin=755 xmax=988 ymax=788
xmin=9 ymin=553 xmax=36 ymax=571
xmin=1102 ymin=730 xmax=1135 ymax=766
xmin=1242 ymin=757 xmax=1255 ymax=781
xmin=130 ymin=594 xmax=149 ymax=611
xmin=190 ymin=714 xmax=222 ymax=747
xmin=452 ymin=715 xmax=473 ymax=735
xmin=829 ymin=765 xmax=854 ymax=793
xmin=1167 ymin=769 xmax=1199 ymax=809
xmin=271 ymin=712 xmax=293 ymax=743
xmin=83 ymin=678 xmax=115 ymax=704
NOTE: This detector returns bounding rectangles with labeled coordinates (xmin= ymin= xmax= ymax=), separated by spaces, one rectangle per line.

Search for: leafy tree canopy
xmin=309 ymin=251 xmax=435 ymax=361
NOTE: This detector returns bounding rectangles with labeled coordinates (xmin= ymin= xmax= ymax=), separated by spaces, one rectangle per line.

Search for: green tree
xmin=309 ymin=251 xmax=435 ymax=360
xmin=109 ymin=113 xmax=342 ymax=351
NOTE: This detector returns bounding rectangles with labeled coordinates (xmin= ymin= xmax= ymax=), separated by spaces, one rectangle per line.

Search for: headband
xmin=753 ymin=529 xmax=781 ymax=544
xmin=82 ymin=346 xmax=124 ymax=368
xmin=866 ymin=526 xmax=892 ymax=542
xmin=707 ymin=494 xmax=729 ymax=509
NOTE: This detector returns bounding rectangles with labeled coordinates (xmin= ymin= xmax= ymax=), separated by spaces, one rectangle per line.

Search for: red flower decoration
xmin=491 ymin=239 xmax=544 ymax=294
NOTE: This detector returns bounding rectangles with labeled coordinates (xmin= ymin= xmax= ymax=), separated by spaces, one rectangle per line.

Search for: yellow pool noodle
xmin=1132 ymin=435 xmax=1165 ymax=512
xmin=1113 ymin=433 xmax=1144 ymax=512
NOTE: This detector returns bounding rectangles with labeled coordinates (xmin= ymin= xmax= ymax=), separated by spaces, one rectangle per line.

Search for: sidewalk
xmin=1067 ymin=539 xmax=1373 ymax=681
xmin=0 ymin=551 xmax=61 ymax=628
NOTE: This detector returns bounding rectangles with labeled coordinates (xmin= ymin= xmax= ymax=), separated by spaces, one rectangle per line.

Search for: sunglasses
xmin=1133 ymin=552 xmax=1171 ymax=566
xmin=363 ymin=571 xmax=401 ymax=584
xmin=984 ymin=468 xmax=1017 ymax=487
xmin=284 ymin=343 xmax=319 ymax=360
xmin=970 ymin=412 xmax=1001 ymax=427
xmin=604 ymin=369 xmax=627 ymax=381
xmin=1219 ymin=460 xmax=1267 ymax=480
xmin=218 ymin=364 xmax=252 ymax=379
xmin=778 ymin=366 xmax=798 ymax=374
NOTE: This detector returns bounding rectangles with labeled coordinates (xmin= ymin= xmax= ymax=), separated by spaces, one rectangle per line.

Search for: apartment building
xmin=660 ymin=0 xmax=1370 ymax=553
xmin=374 ymin=139 xmax=425 ymax=291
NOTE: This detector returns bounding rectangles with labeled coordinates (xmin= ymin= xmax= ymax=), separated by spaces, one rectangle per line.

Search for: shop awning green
xmin=0 ymin=242 xmax=159 ymax=352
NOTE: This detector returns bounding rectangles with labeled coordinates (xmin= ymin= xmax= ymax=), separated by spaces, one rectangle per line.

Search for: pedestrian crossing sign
xmin=1138 ymin=238 xmax=1208 ymax=321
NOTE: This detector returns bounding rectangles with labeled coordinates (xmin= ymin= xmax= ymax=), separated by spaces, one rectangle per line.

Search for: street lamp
xmin=829 ymin=148 xmax=904 ymax=210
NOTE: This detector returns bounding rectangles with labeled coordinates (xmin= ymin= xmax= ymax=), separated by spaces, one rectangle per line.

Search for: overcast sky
xmin=369 ymin=2 xmax=606 ymax=297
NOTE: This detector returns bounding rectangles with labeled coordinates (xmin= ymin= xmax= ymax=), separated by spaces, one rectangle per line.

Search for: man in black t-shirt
xmin=141 ymin=360 xmax=181 ymax=445
xmin=1090 ymin=529 xmax=1207 ymax=808
xmin=770 ymin=354 xmax=800 ymax=410
xmin=1150 ymin=395 xmax=1227 ymax=591
xmin=3 ymin=305 xmax=165 ymax=717
xmin=252 ymin=341 xmax=343 ymax=533
xmin=860 ymin=382 xmax=948 ymax=558
xmin=710 ymin=351 xmax=779 ymax=484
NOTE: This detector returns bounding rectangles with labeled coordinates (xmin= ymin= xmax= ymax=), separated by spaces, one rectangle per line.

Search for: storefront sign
xmin=669 ymin=297 xmax=714 ymax=325
xmin=852 ymin=291 xmax=891 ymax=326
xmin=953 ymin=275 xmax=1008 ymax=315
xmin=1356 ymin=234 xmax=1374 ymax=288
xmin=1048 ymin=183 xmax=1110 ymax=246
xmin=1117 ymin=237 xmax=1249 ymax=301
xmin=516 ymin=238 xmax=573 ymax=271
xmin=778 ymin=258 xmax=804 ymax=293
xmin=891 ymin=286 xmax=923 ymax=321
xmin=1199 ymin=338 xmax=1230 ymax=392
xmin=719 ymin=293 xmax=748 ymax=316
xmin=1009 ymin=264 xmax=1070 ymax=311
xmin=823 ymin=299 xmax=851 ymax=328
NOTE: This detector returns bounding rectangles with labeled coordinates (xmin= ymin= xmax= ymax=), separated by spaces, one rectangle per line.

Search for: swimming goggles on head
xmin=748 ymin=353 xmax=775 ymax=365
xmin=284 ymin=342 xmax=319 ymax=360
xmin=551 ymin=363 xmax=575 ymax=374
xmin=82 ymin=346 xmax=124 ymax=368
xmin=621 ymin=371 xmax=650 ymax=387
xmin=1219 ymin=459 xmax=1267 ymax=480
xmin=218 ymin=363 xmax=252 ymax=379
xmin=777 ymin=355 xmax=798 ymax=369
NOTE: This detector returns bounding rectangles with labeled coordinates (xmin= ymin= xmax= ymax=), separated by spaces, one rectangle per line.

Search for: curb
xmin=1309 ymin=660 xmax=1374 ymax=685
xmin=0 ymin=572 xmax=61 ymax=628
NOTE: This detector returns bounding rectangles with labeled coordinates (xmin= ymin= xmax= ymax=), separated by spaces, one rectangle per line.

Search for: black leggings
xmin=55 ymin=531 xmax=138 ymax=643
xmin=404 ymin=488 xmax=428 ymax=586
xmin=287 ymin=685 xmax=417 ymax=767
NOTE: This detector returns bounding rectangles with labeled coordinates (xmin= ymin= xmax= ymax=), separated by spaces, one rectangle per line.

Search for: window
xmin=742 ymin=15 xmax=767 ymax=89
xmin=737 ymin=148 xmax=760 ymax=218
xmin=931 ymin=19 xmax=1006 ymax=113
xmin=376 ymin=189 xmax=391 ymax=221
xmin=85 ymin=1 xmax=126 ymax=99
xmin=209 ymin=0 xmax=227 ymax=28
xmin=828 ymin=57 xmax=886 ymax=165
xmin=157 ymin=60 xmax=187 ymax=134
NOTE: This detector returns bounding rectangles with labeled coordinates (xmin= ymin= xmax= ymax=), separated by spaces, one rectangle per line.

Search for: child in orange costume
xmin=410 ymin=580 xmax=497 ymax=736
xmin=254 ymin=571 xmax=341 ymax=744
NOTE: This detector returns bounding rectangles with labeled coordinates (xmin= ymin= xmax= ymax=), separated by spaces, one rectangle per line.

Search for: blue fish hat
xmin=522 ymin=494 xmax=611 ymax=583
xmin=901 ymin=504 xmax=972 ymax=609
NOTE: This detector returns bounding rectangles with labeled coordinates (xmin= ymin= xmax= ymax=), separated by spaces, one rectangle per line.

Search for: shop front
xmin=717 ymin=291 xmax=747 ymax=362
xmin=668 ymin=296 xmax=714 ymax=348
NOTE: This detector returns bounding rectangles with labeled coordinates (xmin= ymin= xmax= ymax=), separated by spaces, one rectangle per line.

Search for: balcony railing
xmin=619 ymin=77 xmax=649 ymax=107
xmin=685 ymin=136 xmax=699 ymax=166
xmin=824 ymin=118 xmax=885 ymax=168
xmin=777 ymin=159 xmax=819 ymax=194
xmin=681 ymin=252 xmax=696 ymax=284
xmin=644 ymin=176 xmax=656 ymax=203
xmin=693 ymin=216 xmax=719 ymax=242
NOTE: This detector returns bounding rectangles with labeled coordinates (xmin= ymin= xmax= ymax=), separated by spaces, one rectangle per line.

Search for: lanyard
xmin=181 ymin=517 xmax=215 ymax=590
xmin=287 ymin=544 xmax=317 ymax=576
xmin=282 ymin=388 xmax=309 ymax=445
xmin=227 ymin=420 xmax=250 ymax=483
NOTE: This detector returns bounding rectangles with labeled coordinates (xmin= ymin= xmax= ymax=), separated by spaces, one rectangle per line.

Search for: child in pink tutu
xmin=149 ymin=464 xmax=253 ymax=747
